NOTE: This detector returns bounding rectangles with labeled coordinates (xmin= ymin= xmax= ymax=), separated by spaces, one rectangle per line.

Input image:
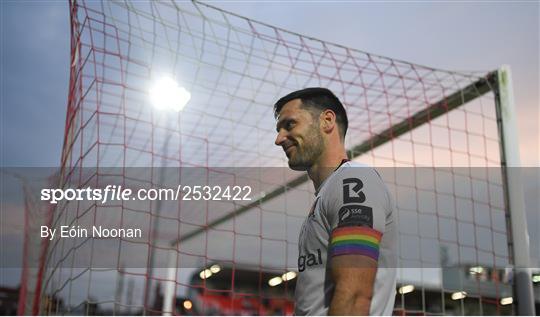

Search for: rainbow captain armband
xmin=330 ymin=226 xmax=383 ymax=261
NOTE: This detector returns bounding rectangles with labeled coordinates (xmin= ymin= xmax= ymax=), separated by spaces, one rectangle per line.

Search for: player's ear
xmin=320 ymin=109 xmax=336 ymax=134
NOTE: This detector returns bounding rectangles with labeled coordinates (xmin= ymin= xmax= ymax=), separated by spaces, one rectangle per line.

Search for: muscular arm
xmin=328 ymin=255 xmax=377 ymax=316
xmin=324 ymin=171 xmax=388 ymax=315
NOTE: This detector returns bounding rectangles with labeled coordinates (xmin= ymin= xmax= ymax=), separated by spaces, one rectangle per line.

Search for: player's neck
xmin=308 ymin=145 xmax=348 ymax=191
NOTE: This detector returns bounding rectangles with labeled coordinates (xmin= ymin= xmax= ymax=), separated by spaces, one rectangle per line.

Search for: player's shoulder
xmin=318 ymin=161 xmax=385 ymax=200
xmin=318 ymin=161 xmax=394 ymax=227
xmin=331 ymin=161 xmax=383 ymax=186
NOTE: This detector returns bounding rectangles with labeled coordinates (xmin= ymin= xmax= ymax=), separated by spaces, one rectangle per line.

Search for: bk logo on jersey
xmin=343 ymin=178 xmax=366 ymax=204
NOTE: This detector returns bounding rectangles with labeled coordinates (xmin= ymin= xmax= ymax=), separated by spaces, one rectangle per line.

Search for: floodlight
xmin=150 ymin=76 xmax=191 ymax=112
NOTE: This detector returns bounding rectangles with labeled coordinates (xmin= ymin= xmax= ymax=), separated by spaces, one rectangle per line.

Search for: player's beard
xmin=287 ymin=125 xmax=324 ymax=171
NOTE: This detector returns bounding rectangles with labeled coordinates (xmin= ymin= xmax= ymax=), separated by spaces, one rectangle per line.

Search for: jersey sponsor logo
xmin=298 ymin=248 xmax=323 ymax=272
xmin=338 ymin=204 xmax=373 ymax=228
xmin=343 ymin=178 xmax=366 ymax=204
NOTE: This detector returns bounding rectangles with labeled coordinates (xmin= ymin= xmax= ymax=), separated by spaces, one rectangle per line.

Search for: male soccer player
xmin=274 ymin=88 xmax=397 ymax=315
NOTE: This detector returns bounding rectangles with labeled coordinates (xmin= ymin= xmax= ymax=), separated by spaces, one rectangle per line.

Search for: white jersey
xmin=294 ymin=161 xmax=397 ymax=315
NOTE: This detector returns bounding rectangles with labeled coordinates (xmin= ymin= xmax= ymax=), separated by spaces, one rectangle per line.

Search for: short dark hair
xmin=273 ymin=87 xmax=348 ymax=139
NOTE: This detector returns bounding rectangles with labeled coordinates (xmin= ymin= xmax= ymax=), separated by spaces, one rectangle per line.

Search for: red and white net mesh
xmin=23 ymin=0 xmax=514 ymax=315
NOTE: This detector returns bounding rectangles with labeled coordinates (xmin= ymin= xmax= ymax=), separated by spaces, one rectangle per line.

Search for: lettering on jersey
xmin=343 ymin=178 xmax=366 ymax=204
xmin=298 ymin=249 xmax=323 ymax=272
xmin=338 ymin=204 xmax=373 ymax=228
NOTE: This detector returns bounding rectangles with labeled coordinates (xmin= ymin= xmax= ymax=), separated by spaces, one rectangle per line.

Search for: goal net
xmin=20 ymin=0 xmax=520 ymax=315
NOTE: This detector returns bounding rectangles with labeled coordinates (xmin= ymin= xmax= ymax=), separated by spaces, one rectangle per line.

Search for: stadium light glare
xmin=210 ymin=264 xmax=221 ymax=274
xmin=282 ymin=271 xmax=297 ymax=281
xmin=149 ymin=76 xmax=191 ymax=112
xmin=500 ymin=297 xmax=513 ymax=305
xmin=199 ymin=269 xmax=212 ymax=279
xmin=469 ymin=266 xmax=484 ymax=275
xmin=398 ymin=285 xmax=414 ymax=294
xmin=183 ymin=300 xmax=193 ymax=310
xmin=268 ymin=276 xmax=283 ymax=287
xmin=532 ymin=275 xmax=540 ymax=283
xmin=451 ymin=291 xmax=467 ymax=300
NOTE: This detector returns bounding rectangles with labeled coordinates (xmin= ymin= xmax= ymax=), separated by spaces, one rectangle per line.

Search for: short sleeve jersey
xmin=294 ymin=161 xmax=397 ymax=315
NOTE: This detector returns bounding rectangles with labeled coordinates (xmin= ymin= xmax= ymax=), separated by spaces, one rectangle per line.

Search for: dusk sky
xmin=2 ymin=1 xmax=537 ymax=167
xmin=1 ymin=0 xmax=539 ymax=293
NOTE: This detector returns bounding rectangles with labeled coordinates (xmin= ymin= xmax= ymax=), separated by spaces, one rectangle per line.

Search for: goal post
xmin=494 ymin=65 xmax=535 ymax=315
xmin=19 ymin=0 xmax=536 ymax=315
